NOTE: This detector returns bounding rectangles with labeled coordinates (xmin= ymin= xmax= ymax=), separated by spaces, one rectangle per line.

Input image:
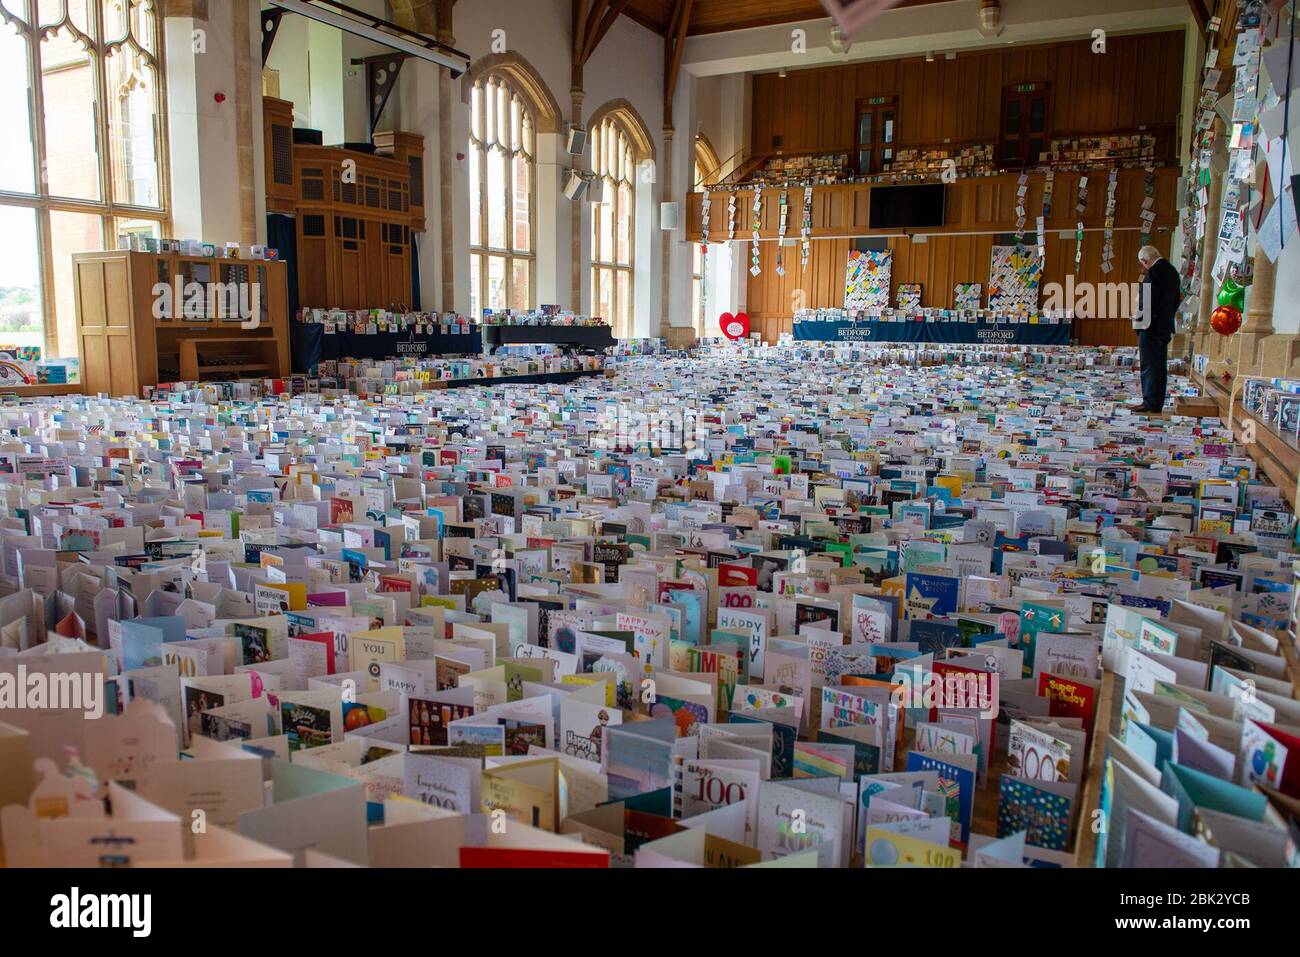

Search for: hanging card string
xmin=1282 ymin=0 xmax=1296 ymax=249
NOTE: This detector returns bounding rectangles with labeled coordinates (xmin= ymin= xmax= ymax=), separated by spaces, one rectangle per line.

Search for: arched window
xmin=468 ymin=73 xmax=534 ymax=317
xmin=0 ymin=0 xmax=168 ymax=359
xmin=590 ymin=116 xmax=637 ymax=338
xmin=693 ymin=135 xmax=721 ymax=190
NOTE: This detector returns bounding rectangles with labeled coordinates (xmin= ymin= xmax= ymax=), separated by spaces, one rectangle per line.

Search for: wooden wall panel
xmin=742 ymin=228 xmax=1167 ymax=347
xmin=701 ymin=30 xmax=1187 ymax=348
xmin=749 ymin=30 xmax=1185 ymax=156
xmin=686 ymin=169 xmax=1179 ymax=239
xmin=688 ymin=169 xmax=1179 ymax=347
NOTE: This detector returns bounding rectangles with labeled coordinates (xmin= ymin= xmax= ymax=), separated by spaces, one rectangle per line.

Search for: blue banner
xmin=792 ymin=319 xmax=1072 ymax=346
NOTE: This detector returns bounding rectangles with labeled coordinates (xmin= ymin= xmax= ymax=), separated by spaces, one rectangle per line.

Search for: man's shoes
xmin=1130 ymin=406 xmax=1160 ymax=414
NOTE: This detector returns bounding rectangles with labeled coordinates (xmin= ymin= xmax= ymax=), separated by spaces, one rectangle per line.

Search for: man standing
xmin=1133 ymin=245 xmax=1182 ymax=413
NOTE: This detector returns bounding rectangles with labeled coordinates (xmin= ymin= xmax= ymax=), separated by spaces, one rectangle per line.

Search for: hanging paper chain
xmin=1038 ymin=170 xmax=1054 ymax=268
xmin=727 ymin=193 xmax=737 ymax=241
xmin=1073 ymin=172 xmax=1088 ymax=269
xmin=750 ymin=190 xmax=763 ymax=277
xmin=1100 ymin=170 xmax=1118 ymax=274
xmin=700 ymin=194 xmax=710 ymax=251
xmin=801 ymin=186 xmax=813 ymax=269
xmin=776 ymin=191 xmax=788 ymax=276
xmin=1137 ymin=166 xmax=1158 ymax=287
xmin=1139 ymin=167 xmax=1156 ymax=246
xmin=1177 ymin=13 xmax=1229 ymax=295
xmin=1015 ymin=172 xmax=1029 ymax=240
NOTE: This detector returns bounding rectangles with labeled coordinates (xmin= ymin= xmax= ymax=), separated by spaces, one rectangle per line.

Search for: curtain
xmin=267 ymin=213 xmax=303 ymax=370
xmin=411 ymin=233 xmax=422 ymax=311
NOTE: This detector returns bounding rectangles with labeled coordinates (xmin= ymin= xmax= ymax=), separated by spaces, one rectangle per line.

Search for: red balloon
xmin=1210 ymin=305 xmax=1242 ymax=336
xmin=721 ymin=311 xmax=750 ymax=340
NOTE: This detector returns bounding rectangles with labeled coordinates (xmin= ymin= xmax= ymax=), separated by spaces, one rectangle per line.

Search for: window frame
xmin=468 ymin=71 xmax=537 ymax=317
xmin=853 ymin=95 xmax=897 ymax=176
xmin=0 ymin=0 xmax=171 ymax=359
xmin=997 ymin=82 xmax=1052 ymax=167
xmin=589 ymin=116 xmax=637 ymax=339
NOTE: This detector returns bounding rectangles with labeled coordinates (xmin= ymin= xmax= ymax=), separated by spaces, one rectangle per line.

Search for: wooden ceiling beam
xmin=579 ymin=0 xmax=611 ymax=64
xmin=664 ymin=0 xmax=694 ymax=124
xmin=585 ymin=0 xmax=636 ymax=63
xmin=622 ymin=4 xmax=668 ymax=35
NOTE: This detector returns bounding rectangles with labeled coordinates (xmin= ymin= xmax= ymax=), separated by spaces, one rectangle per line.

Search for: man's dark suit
xmin=1137 ymin=257 xmax=1182 ymax=410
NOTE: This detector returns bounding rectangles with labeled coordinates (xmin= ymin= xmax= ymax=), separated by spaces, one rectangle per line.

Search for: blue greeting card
xmin=997 ymin=774 xmax=1074 ymax=850
xmin=907 ymin=750 xmax=977 ymax=845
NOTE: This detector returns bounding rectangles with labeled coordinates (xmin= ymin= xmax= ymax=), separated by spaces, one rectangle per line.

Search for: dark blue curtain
xmin=411 ymin=233 xmax=421 ymax=311
xmin=267 ymin=213 xmax=298 ymax=318
xmin=268 ymin=213 xmax=302 ymax=369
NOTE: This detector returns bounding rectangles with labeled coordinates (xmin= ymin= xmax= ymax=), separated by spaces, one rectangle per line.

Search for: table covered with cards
xmin=792 ymin=317 xmax=1073 ymax=345
xmin=293 ymin=321 xmax=484 ymax=371
xmin=0 ymin=346 xmax=1296 ymax=871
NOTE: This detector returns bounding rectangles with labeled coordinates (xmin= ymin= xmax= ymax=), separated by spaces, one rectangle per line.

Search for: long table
xmin=482 ymin=324 xmax=616 ymax=354
xmin=293 ymin=322 xmax=482 ymax=372
xmin=792 ymin=318 xmax=1072 ymax=346
xmin=444 ymin=369 xmax=604 ymax=389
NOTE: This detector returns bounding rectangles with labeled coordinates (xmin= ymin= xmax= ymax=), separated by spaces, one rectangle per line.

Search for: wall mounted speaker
xmin=660 ymin=202 xmax=680 ymax=230
xmin=566 ymin=126 xmax=587 ymax=155
xmin=563 ymin=170 xmax=587 ymax=200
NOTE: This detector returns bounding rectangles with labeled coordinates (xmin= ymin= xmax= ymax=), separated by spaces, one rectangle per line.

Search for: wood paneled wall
xmin=690 ymin=32 xmax=1189 ymax=347
xmin=750 ymin=30 xmax=1186 ymax=156
xmin=684 ymin=168 xmax=1180 ymax=345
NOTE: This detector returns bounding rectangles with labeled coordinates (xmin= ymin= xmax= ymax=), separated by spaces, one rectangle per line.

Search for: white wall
xmin=266 ymin=7 xmax=376 ymax=144
xmin=342 ymin=0 xmax=402 ymax=142
xmin=166 ymin=3 xmax=249 ymax=245
xmin=265 ymin=16 xmax=310 ymax=127
xmin=691 ymin=72 xmax=751 ymax=317
xmin=693 ymin=72 xmax=750 ymax=178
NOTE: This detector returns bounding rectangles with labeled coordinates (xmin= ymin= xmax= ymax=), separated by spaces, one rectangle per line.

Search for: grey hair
xmin=1138 ymin=245 xmax=1161 ymax=264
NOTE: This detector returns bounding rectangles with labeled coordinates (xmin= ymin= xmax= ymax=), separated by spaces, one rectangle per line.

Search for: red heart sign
xmin=722 ymin=311 xmax=750 ymax=340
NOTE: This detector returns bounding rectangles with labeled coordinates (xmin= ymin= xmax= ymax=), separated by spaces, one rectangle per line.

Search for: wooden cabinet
xmin=262 ymin=97 xmax=426 ymax=312
xmin=71 ymin=251 xmax=290 ymax=397
xmin=293 ymin=145 xmax=417 ymax=310
xmin=263 ymin=96 xmax=297 ymax=215
xmin=372 ymin=130 xmax=426 ymax=232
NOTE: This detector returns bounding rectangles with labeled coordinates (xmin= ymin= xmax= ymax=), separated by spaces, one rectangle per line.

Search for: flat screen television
xmin=868 ymin=183 xmax=946 ymax=229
